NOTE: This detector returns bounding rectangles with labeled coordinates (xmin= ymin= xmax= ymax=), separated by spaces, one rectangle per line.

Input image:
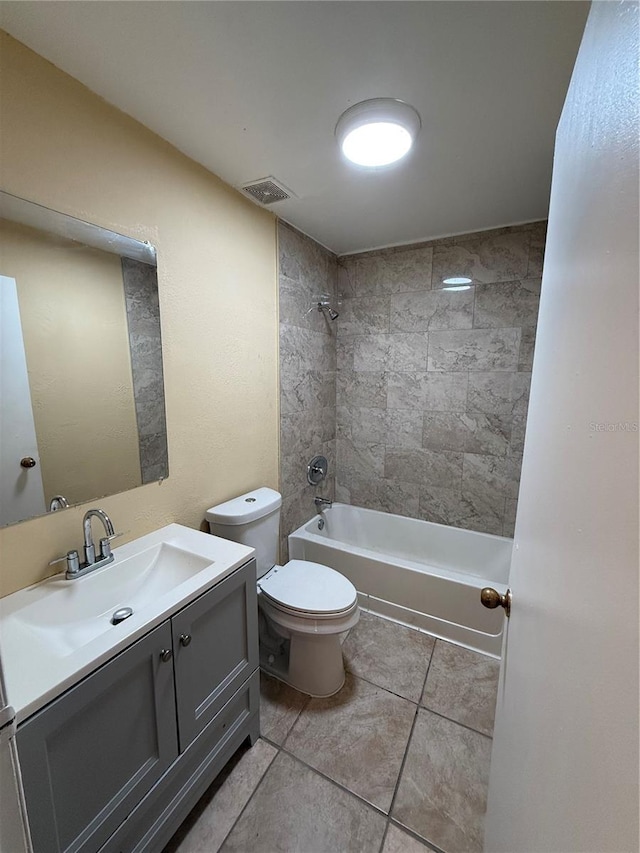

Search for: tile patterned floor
xmin=165 ymin=612 xmax=499 ymax=853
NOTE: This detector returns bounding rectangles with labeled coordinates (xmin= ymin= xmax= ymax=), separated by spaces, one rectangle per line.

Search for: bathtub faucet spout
xmin=314 ymin=496 xmax=332 ymax=512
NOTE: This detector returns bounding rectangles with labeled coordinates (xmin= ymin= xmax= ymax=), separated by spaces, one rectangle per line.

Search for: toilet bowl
xmin=206 ymin=488 xmax=359 ymax=697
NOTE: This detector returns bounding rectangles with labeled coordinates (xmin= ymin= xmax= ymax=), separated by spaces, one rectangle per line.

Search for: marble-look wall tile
xmin=503 ymin=497 xmax=518 ymax=538
xmin=428 ymin=328 xmax=521 ymax=372
xmin=526 ymin=221 xmax=547 ymax=279
xmin=337 ymin=296 xmax=390 ymax=336
xmin=431 ymin=230 xmax=530 ymax=285
xmin=337 ymin=437 xmax=385 ymax=481
xmin=278 ymin=223 xmax=337 ymax=559
xmin=336 ymin=370 xmax=387 ymax=408
xmin=385 ymin=448 xmax=463 ymax=487
xmin=474 ymin=278 xmax=541 ymax=329
xmin=121 ymin=258 xmax=168 ymax=484
xmin=293 ymin=222 xmax=545 ymax=538
xmin=418 ymin=484 xmax=504 ymax=536
xmin=518 ymin=325 xmax=537 ymax=371
xmin=353 ymin=333 xmax=429 ymax=373
xmin=336 ymin=475 xmax=420 ymax=517
xmin=387 ymin=371 xmax=468 ymax=412
xmin=422 ymin=412 xmax=511 ymax=456
xmin=353 ymin=246 xmax=434 ymax=295
xmin=390 ymin=289 xmax=474 ymax=333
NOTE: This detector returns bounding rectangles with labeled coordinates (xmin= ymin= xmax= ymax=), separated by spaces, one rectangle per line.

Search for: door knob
xmin=20 ymin=457 xmax=37 ymax=469
xmin=179 ymin=634 xmax=192 ymax=647
xmin=160 ymin=649 xmax=173 ymax=663
xmin=481 ymin=587 xmax=512 ymax=618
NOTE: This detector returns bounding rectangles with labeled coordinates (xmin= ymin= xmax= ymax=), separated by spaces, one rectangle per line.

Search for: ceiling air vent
xmin=239 ymin=177 xmax=294 ymax=206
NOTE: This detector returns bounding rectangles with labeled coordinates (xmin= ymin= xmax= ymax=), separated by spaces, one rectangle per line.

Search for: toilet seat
xmin=258 ymin=560 xmax=357 ymax=617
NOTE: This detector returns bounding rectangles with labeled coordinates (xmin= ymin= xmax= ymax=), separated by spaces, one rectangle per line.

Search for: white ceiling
xmin=0 ymin=1 xmax=589 ymax=255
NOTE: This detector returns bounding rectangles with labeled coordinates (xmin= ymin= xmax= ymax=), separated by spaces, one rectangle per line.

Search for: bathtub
xmin=288 ymin=503 xmax=512 ymax=657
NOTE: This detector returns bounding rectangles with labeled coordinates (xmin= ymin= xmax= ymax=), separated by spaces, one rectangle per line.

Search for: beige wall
xmin=0 ymin=218 xmax=142 ymax=505
xmin=0 ymin=32 xmax=278 ymax=596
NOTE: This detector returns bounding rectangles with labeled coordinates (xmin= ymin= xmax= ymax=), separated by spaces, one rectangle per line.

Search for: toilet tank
xmin=206 ymin=487 xmax=282 ymax=579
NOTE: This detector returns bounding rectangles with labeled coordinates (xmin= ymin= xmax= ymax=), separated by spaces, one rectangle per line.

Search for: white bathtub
xmin=288 ymin=503 xmax=512 ymax=657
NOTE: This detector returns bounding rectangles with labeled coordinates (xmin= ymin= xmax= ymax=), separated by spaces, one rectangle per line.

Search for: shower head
xmin=317 ymin=300 xmax=339 ymax=321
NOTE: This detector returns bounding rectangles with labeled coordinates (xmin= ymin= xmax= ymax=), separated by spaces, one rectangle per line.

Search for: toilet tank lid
xmin=206 ymin=487 xmax=282 ymax=525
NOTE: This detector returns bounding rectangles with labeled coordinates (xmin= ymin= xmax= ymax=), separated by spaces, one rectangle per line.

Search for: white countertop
xmin=0 ymin=524 xmax=254 ymax=723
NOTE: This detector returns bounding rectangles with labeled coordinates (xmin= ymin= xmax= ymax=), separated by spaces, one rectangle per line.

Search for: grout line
xmin=378 ymin=820 xmax=391 ymax=853
xmin=279 ymin=692 xmax=312 ymax=750
xmin=211 ymin=737 xmax=281 ymax=853
xmin=387 ymin=817 xmax=449 ymax=853
xmin=344 ymin=669 xmax=421 ymax=706
xmin=414 ymin=703 xmax=494 ymax=741
xmin=387 ymin=640 xmax=435 ymax=820
xmin=276 ymin=742 xmax=394 ymax=820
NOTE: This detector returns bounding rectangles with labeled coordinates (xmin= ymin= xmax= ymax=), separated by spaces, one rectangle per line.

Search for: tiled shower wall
xmin=121 ymin=258 xmax=169 ymax=484
xmin=335 ymin=223 xmax=546 ymax=537
xmin=278 ymin=223 xmax=337 ymax=559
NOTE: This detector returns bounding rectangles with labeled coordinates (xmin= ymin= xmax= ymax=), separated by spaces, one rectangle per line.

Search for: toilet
xmin=206 ymin=487 xmax=359 ymax=697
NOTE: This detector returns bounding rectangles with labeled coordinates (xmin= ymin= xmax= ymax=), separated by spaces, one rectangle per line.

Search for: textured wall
xmin=278 ymin=222 xmax=337 ymax=559
xmin=121 ymin=258 xmax=168 ymax=484
xmin=0 ymin=33 xmax=277 ymax=597
xmin=336 ymin=224 xmax=545 ymax=537
xmin=0 ymin=217 xmax=141 ymax=507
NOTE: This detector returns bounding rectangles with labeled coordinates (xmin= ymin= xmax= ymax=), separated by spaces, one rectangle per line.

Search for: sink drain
xmin=111 ymin=607 xmax=133 ymax=625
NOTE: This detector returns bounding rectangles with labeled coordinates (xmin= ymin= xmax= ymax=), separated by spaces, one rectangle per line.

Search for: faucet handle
xmin=99 ymin=532 xmax=126 ymax=559
xmin=49 ymin=550 xmax=80 ymax=575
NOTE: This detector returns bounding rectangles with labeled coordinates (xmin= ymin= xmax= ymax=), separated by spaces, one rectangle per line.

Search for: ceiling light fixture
xmin=335 ymin=98 xmax=421 ymax=168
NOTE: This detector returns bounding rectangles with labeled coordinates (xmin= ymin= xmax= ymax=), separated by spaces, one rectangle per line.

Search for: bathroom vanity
xmin=0 ymin=525 xmax=259 ymax=853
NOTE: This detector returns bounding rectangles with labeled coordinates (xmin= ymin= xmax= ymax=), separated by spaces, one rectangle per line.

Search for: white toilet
xmin=206 ymin=487 xmax=359 ymax=697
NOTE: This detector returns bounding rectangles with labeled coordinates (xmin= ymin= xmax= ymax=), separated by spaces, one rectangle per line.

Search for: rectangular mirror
xmin=0 ymin=191 xmax=168 ymax=527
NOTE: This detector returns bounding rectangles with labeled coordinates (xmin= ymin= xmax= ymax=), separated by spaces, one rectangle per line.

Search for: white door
xmin=0 ymin=275 xmax=46 ymax=526
xmin=484 ymin=4 xmax=639 ymax=852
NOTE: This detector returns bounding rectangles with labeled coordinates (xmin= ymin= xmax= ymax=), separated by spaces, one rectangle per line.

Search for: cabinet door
xmin=172 ymin=559 xmax=258 ymax=750
xmin=18 ymin=621 xmax=178 ymax=853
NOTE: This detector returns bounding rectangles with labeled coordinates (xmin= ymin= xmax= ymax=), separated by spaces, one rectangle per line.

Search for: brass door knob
xmin=20 ymin=456 xmax=37 ymax=469
xmin=481 ymin=587 xmax=512 ymax=618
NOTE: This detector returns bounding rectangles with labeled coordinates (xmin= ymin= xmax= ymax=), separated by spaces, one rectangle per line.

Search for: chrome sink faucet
xmin=83 ymin=508 xmax=115 ymax=566
xmin=49 ymin=508 xmax=121 ymax=579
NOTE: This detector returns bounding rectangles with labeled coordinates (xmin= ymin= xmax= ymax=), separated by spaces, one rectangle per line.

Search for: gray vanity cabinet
xmin=17 ymin=559 xmax=259 ymax=853
xmin=172 ymin=559 xmax=258 ymax=750
xmin=18 ymin=621 xmax=178 ymax=853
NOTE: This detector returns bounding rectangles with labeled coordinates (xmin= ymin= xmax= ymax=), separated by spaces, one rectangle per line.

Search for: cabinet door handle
xmin=180 ymin=634 xmax=192 ymax=647
xmin=160 ymin=648 xmax=173 ymax=663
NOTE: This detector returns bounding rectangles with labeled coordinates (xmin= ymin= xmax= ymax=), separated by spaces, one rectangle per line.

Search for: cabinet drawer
xmin=172 ymin=559 xmax=258 ymax=750
xmin=18 ymin=621 xmax=178 ymax=853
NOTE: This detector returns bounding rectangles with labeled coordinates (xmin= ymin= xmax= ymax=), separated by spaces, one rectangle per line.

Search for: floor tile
xmin=343 ymin=612 xmax=435 ymax=702
xmin=164 ymin=739 xmax=277 ymax=853
xmin=383 ymin=823 xmax=434 ymax=853
xmin=421 ymin=640 xmax=500 ymax=736
xmin=220 ymin=751 xmax=387 ymax=853
xmin=259 ymin=671 xmax=308 ymax=744
xmin=392 ymin=709 xmax=492 ymax=853
xmin=285 ymin=672 xmax=416 ymax=812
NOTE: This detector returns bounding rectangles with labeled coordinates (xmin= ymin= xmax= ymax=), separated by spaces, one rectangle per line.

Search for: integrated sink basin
xmin=0 ymin=524 xmax=255 ymax=722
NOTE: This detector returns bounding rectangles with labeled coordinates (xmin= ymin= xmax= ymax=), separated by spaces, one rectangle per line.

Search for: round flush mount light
xmin=335 ymin=98 xmax=421 ymax=168
xmin=442 ymin=276 xmax=473 ymax=291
